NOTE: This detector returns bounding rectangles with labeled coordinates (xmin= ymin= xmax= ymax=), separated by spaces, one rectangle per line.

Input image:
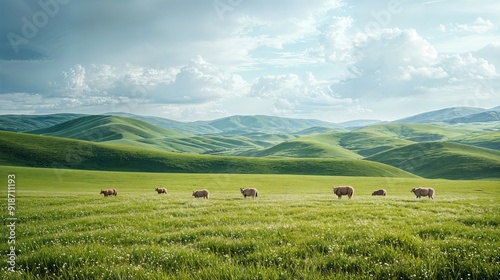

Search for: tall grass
xmin=0 ymin=167 xmax=498 ymax=279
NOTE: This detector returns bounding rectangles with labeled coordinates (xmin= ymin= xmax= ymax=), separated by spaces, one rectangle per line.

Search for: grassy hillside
xmin=205 ymin=115 xmax=339 ymax=133
xmin=0 ymin=131 xmax=416 ymax=177
xmin=337 ymin=131 xmax=413 ymax=157
xmin=248 ymin=134 xmax=360 ymax=159
xmin=295 ymin=126 xmax=339 ymax=136
xmin=0 ymin=113 xmax=85 ymax=132
xmin=151 ymin=135 xmax=270 ymax=155
xmin=367 ymin=142 xmax=500 ymax=179
xmin=242 ymin=122 xmax=496 ymax=160
xmin=108 ymin=112 xmax=221 ymax=134
xmin=336 ymin=123 xmax=474 ymax=157
xmin=30 ymin=115 xmax=189 ymax=141
xmin=455 ymin=131 xmax=500 ymax=150
xmin=28 ymin=115 xmax=295 ymax=154
xmin=110 ymin=113 xmax=340 ymax=134
xmin=355 ymin=123 xmax=468 ymax=142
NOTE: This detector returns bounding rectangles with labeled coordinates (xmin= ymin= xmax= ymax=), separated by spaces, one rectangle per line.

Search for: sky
xmin=1 ymin=0 xmax=500 ymax=122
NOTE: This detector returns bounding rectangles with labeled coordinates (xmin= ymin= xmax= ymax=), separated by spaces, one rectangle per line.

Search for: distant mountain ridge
xmin=395 ymin=107 xmax=486 ymax=123
xmin=446 ymin=111 xmax=500 ymax=124
xmin=1 ymin=106 xmax=499 ymax=133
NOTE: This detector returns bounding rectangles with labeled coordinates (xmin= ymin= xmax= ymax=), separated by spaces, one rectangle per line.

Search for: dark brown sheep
xmin=371 ymin=189 xmax=387 ymax=196
xmin=240 ymin=188 xmax=258 ymax=199
xmin=192 ymin=189 xmax=209 ymax=199
xmin=155 ymin=188 xmax=167 ymax=194
xmin=411 ymin=188 xmax=434 ymax=199
xmin=333 ymin=186 xmax=354 ymax=199
xmin=100 ymin=189 xmax=117 ymax=197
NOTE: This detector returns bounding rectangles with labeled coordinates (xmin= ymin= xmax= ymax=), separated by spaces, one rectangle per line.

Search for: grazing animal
xmin=240 ymin=188 xmax=258 ymax=199
xmin=411 ymin=188 xmax=434 ymax=199
xmin=333 ymin=186 xmax=354 ymax=199
xmin=192 ymin=189 xmax=209 ymax=199
xmin=100 ymin=189 xmax=117 ymax=197
xmin=371 ymin=189 xmax=387 ymax=196
xmin=155 ymin=187 xmax=167 ymax=194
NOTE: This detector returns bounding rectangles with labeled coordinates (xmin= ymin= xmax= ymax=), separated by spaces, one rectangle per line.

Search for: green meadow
xmin=1 ymin=166 xmax=499 ymax=279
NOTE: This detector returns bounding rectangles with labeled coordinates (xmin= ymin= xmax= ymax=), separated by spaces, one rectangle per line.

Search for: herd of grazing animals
xmin=100 ymin=186 xmax=436 ymax=200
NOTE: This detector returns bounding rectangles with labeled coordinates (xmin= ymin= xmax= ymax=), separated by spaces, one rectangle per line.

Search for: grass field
xmin=0 ymin=166 xmax=499 ymax=279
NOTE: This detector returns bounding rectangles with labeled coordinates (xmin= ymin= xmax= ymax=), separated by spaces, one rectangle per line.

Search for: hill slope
xmin=247 ymin=134 xmax=360 ymax=159
xmin=202 ymin=115 xmax=339 ymax=133
xmin=108 ymin=113 xmax=340 ymax=134
xmin=396 ymin=107 xmax=486 ymax=123
xmin=30 ymin=115 xmax=188 ymax=140
xmin=447 ymin=111 xmax=500 ymax=124
xmin=28 ymin=115 xmax=278 ymax=154
xmin=0 ymin=113 xmax=85 ymax=132
xmin=0 ymin=131 xmax=416 ymax=178
xmin=366 ymin=142 xmax=500 ymax=179
xmin=454 ymin=131 xmax=500 ymax=150
xmin=242 ymin=123 xmax=482 ymax=159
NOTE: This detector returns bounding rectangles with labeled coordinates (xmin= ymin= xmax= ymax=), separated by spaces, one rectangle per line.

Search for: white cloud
xmin=442 ymin=17 xmax=495 ymax=34
xmin=158 ymin=56 xmax=249 ymax=103
xmin=48 ymin=56 xmax=249 ymax=111
xmin=0 ymin=93 xmax=46 ymax=113
xmin=319 ymin=16 xmax=357 ymax=64
xmin=317 ymin=23 xmax=500 ymax=111
xmin=250 ymin=72 xmax=356 ymax=116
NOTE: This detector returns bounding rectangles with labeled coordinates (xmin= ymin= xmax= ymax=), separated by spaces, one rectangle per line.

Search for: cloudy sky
xmin=1 ymin=0 xmax=499 ymax=122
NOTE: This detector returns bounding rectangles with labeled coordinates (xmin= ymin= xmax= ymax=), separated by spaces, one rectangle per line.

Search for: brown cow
xmin=411 ymin=188 xmax=434 ymax=199
xmin=240 ymin=188 xmax=258 ymax=199
xmin=371 ymin=189 xmax=387 ymax=196
xmin=333 ymin=186 xmax=354 ymax=199
xmin=192 ymin=189 xmax=209 ymax=199
xmin=155 ymin=188 xmax=167 ymax=194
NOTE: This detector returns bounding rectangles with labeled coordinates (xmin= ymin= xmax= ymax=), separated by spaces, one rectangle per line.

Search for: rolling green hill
xmin=28 ymin=115 xmax=280 ymax=154
xmin=201 ymin=115 xmax=339 ymax=133
xmin=366 ymin=142 xmax=500 ymax=180
xmin=110 ymin=113 xmax=340 ymax=134
xmin=454 ymin=131 xmax=500 ymax=150
xmin=0 ymin=113 xmax=85 ymax=132
xmin=30 ymin=115 xmax=188 ymax=141
xmin=0 ymin=130 xmax=416 ymax=178
xmin=336 ymin=123 xmax=473 ymax=157
xmin=240 ymin=122 xmax=494 ymax=159
xmin=354 ymin=123 xmax=468 ymax=141
xmin=247 ymin=134 xmax=360 ymax=159
xmin=108 ymin=112 xmax=220 ymax=134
